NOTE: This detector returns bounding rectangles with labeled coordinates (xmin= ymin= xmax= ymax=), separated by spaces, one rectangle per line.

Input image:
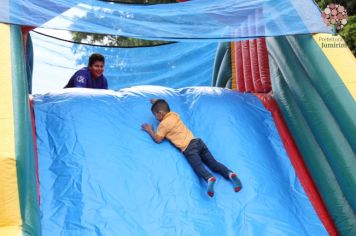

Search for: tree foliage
xmin=314 ymin=0 xmax=355 ymax=15
xmin=339 ymin=15 xmax=356 ymax=55
xmin=71 ymin=32 xmax=170 ymax=48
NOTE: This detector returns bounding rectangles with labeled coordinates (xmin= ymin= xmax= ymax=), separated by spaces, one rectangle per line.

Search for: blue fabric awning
xmin=1 ymin=0 xmax=330 ymax=40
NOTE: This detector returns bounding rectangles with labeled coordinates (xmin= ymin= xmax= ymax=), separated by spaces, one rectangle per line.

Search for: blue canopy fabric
xmin=1 ymin=0 xmax=330 ymax=40
xmin=22 ymin=0 xmax=330 ymax=94
xmin=33 ymin=86 xmax=328 ymax=236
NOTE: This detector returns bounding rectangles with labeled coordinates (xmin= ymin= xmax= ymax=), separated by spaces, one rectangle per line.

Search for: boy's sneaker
xmin=229 ymin=172 xmax=242 ymax=192
xmin=207 ymin=177 xmax=216 ymax=197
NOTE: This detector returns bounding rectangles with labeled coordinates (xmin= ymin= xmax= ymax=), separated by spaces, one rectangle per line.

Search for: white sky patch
xmin=35 ymin=28 xmax=73 ymax=41
xmin=41 ymin=3 xmax=87 ymax=29
xmin=30 ymin=32 xmax=85 ymax=94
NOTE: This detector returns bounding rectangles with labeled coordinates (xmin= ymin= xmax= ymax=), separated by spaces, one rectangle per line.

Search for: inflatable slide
xmin=30 ymin=86 xmax=328 ymax=235
xmin=1 ymin=0 xmax=356 ymax=235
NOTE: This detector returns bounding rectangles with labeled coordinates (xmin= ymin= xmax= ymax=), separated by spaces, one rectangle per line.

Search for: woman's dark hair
xmin=151 ymin=99 xmax=170 ymax=113
xmin=88 ymin=53 xmax=105 ymax=67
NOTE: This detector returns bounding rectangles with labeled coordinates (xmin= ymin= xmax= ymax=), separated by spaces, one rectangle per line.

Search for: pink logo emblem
xmin=322 ymin=3 xmax=348 ymax=34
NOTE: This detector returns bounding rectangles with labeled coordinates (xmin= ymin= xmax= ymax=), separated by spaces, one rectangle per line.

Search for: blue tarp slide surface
xmin=33 ymin=86 xmax=327 ymax=235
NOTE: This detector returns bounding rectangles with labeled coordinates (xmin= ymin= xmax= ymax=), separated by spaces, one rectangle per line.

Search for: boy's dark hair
xmin=151 ymin=99 xmax=170 ymax=113
xmin=88 ymin=53 xmax=105 ymax=67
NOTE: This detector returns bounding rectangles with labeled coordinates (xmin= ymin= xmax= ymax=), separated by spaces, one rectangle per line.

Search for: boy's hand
xmin=141 ymin=123 xmax=164 ymax=143
xmin=141 ymin=123 xmax=153 ymax=132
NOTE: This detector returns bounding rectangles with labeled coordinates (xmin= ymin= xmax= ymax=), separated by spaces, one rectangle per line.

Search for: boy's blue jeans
xmin=183 ymin=138 xmax=231 ymax=182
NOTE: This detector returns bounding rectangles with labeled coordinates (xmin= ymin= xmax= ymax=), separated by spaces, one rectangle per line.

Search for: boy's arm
xmin=141 ymin=123 xmax=164 ymax=143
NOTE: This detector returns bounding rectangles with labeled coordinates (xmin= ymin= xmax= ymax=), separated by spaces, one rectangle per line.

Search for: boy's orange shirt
xmin=156 ymin=112 xmax=194 ymax=151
